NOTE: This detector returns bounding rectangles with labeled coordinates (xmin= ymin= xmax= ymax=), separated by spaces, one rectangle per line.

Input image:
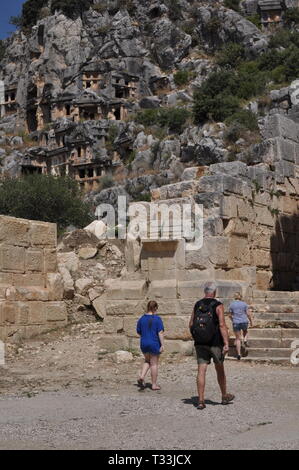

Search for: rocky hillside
xmin=0 ymin=0 xmax=299 ymax=208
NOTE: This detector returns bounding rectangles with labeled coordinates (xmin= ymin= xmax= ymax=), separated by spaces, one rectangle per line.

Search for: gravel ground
xmin=0 ymin=353 xmax=298 ymax=450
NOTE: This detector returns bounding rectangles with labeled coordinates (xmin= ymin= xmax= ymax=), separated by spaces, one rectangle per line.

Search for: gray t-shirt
xmin=229 ymin=300 xmax=249 ymax=324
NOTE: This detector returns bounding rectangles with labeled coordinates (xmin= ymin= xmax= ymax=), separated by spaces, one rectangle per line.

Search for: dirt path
xmin=0 ymin=324 xmax=299 ymax=450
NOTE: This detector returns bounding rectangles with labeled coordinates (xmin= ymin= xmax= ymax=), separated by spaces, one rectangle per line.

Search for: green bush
xmin=236 ymin=62 xmax=267 ymax=99
xmin=216 ymin=43 xmax=245 ymax=68
xmin=193 ymin=65 xmax=267 ymax=123
xmin=0 ymin=174 xmax=92 ymax=230
xmin=224 ymin=0 xmax=240 ymax=12
xmin=173 ymin=70 xmax=190 ymax=86
xmin=246 ymin=14 xmax=261 ymax=29
xmin=193 ymin=70 xmax=240 ymax=123
xmin=136 ymin=108 xmax=190 ymax=133
xmin=270 ymin=65 xmax=287 ymax=84
xmin=100 ymin=175 xmax=114 ymax=190
xmin=269 ymin=29 xmax=299 ymax=49
xmin=224 ymin=110 xmax=259 ymax=144
xmin=225 ymin=110 xmax=259 ymax=131
xmin=284 ymin=7 xmax=299 ymax=26
xmin=165 ymin=0 xmax=182 ymax=21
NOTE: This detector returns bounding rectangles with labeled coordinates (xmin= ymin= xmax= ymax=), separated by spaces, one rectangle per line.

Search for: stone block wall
xmin=0 ymin=216 xmax=67 ymax=341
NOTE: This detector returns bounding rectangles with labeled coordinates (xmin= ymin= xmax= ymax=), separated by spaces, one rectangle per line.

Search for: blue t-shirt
xmin=136 ymin=314 xmax=164 ymax=355
xmin=229 ymin=300 xmax=249 ymax=324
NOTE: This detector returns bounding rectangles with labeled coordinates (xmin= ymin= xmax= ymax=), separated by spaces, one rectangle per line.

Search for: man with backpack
xmin=189 ymin=282 xmax=235 ymax=410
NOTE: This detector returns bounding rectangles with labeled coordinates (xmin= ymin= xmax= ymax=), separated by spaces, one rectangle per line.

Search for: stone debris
xmin=78 ymin=246 xmax=98 ymax=260
xmin=111 ymin=351 xmax=134 ymax=364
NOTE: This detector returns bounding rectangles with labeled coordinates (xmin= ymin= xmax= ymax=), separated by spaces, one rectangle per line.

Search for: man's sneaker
xmin=221 ymin=394 xmax=235 ymax=405
xmin=237 ymin=355 xmax=241 ymax=361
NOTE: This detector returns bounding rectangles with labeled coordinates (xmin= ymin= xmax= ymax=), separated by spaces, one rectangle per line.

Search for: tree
xmin=0 ymin=40 xmax=5 ymax=62
xmin=9 ymin=16 xmax=23 ymax=28
xmin=0 ymin=174 xmax=92 ymax=230
xmin=21 ymin=0 xmax=48 ymax=29
xmin=51 ymin=0 xmax=93 ymax=18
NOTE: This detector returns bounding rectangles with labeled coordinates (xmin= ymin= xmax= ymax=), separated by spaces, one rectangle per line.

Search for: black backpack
xmin=191 ymin=299 xmax=218 ymax=345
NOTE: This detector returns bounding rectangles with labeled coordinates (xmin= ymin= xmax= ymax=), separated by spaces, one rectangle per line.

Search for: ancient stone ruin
xmin=0 ymin=216 xmax=67 ymax=342
xmin=99 ymin=113 xmax=299 ymax=361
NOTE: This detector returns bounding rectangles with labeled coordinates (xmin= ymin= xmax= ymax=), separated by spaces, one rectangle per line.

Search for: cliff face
xmin=0 ymin=0 xmax=294 ymax=205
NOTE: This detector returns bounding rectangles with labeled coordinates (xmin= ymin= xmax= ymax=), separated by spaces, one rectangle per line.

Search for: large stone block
xmin=236 ymin=199 xmax=255 ymax=221
xmin=207 ymin=237 xmax=229 ymax=267
xmin=210 ymin=161 xmax=248 ymax=178
xmin=147 ymin=269 xmax=177 ymax=281
xmin=218 ymin=267 xmax=257 ymax=285
xmin=163 ymin=316 xmax=191 ymax=340
xmin=92 ymin=294 xmax=107 ymax=319
xmin=148 ymin=280 xmax=177 ymax=299
xmin=44 ymin=249 xmax=58 ymax=273
xmin=105 ymin=280 xmax=147 ymax=300
xmin=13 ymin=273 xmax=46 ymax=287
xmin=251 ymin=249 xmax=271 ymax=268
xmin=28 ymin=302 xmax=46 ymax=325
xmin=123 ymin=317 xmax=139 ymax=337
xmin=256 ymin=271 xmax=272 ymax=290
xmin=47 ymin=273 xmax=64 ymax=301
xmin=98 ymin=334 xmax=129 ymax=352
xmin=262 ymin=114 xmax=299 ymax=142
xmin=15 ymin=302 xmax=29 ymax=325
xmin=0 ymin=273 xmax=13 ymax=286
xmin=0 ymin=216 xmax=30 ymax=247
xmin=255 ymin=206 xmax=275 ymax=228
xmin=0 ymin=245 xmax=25 ymax=272
xmin=224 ymin=219 xmax=252 ymax=237
xmin=13 ymin=287 xmax=49 ymax=302
xmin=2 ymin=302 xmax=17 ymax=324
xmin=29 ymin=221 xmax=57 ymax=247
xmin=75 ymin=278 xmax=94 ymax=295
xmin=0 ymin=287 xmax=6 ymax=300
xmin=125 ymin=239 xmax=142 ymax=273
xmin=106 ymin=299 xmax=146 ymax=316
xmin=154 ymin=299 xmax=182 ymax=315
xmin=0 ymin=302 xmax=5 ymax=325
xmin=178 ymin=281 xmax=206 ymax=299
xmin=25 ymin=249 xmax=44 ymax=272
xmin=179 ymin=299 xmax=198 ymax=316
xmin=275 ymin=161 xmax=295 ymax=183
xmin=185 ymin=248 xmax=212 ymax=270
xmin=104 ymin=317 xmax=124 ymax=334
xmin=164 ymin=340 xmax=194 ymax=355
xmin=186 ymin=236 xmax=229 ymax=270
xmin=177 ymin=268 xmax=215 ymax=282
xmin=0 ymin=326 xmax=6 ymax=340
xmin=58 ymin=265 xmax=74 ymax=300
xmin=57 ymin=252 xmax=80 ymax=274
xmin=228 ymin=237 xmax=250 ymax=268
xmin=46 ymin=302 xmax=67 ymax=322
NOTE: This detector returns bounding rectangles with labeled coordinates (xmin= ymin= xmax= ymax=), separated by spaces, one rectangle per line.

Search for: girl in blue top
xmin=229 ymin=292 xmax=253 ymax=360
xmin=136 ymin=301 xmax=165 ymax=391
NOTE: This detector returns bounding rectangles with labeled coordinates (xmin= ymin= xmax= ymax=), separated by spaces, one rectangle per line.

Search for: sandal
xmin=221 ymin=393 xmax=235 ymax=405
xmin=152 ymin=385 xmax=161 ymax=391
xmin=137 ymin=379 xmax=145 ymax=389
xmin=197 ymin=402 xmax=206 ymax=410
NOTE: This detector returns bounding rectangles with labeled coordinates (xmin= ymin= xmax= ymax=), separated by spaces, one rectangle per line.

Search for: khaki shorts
xmin=195 ymin=345 xmax=224 ymax=365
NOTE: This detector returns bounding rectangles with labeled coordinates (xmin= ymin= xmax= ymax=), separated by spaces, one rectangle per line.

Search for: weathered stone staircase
xmin=229 ymin=290 xmax=299 ymax=363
